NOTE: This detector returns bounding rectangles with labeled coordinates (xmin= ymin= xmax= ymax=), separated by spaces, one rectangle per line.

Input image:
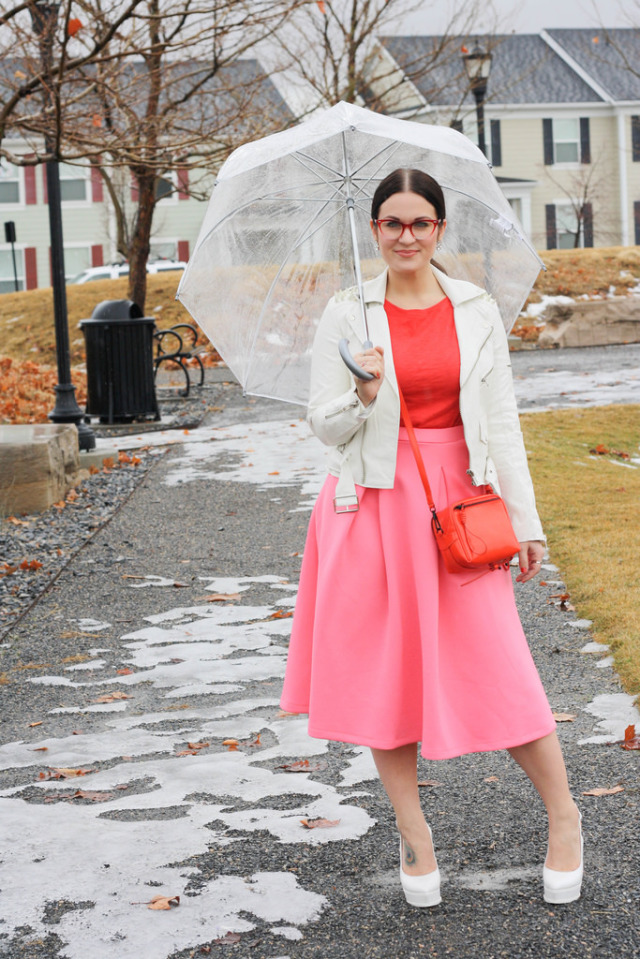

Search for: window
xmin=554 ymin=119 xmax=580 ymax=164
xmin=0 ymin=247 xmax=24 ymax=292
xmin=64 ymin=245 xmax=91 ymax=280
xmin=543 ymin=118 xmax=590 ymax=165
xmin=59 ymin=163 xmax=88 ymax=202
xmin=0 ymin=159 xmax=20 ymax=204
xmin=545 ymin=202 xmax=593 ymax=250
xmin=151 ymin=240 xmax=178 ymax=260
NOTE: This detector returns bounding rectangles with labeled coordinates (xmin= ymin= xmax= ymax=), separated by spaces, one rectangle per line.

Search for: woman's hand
xmin=353 ymin=346 xmax=385 ymax=406
xmin=515 ymin=540 xmax=545 ymax=584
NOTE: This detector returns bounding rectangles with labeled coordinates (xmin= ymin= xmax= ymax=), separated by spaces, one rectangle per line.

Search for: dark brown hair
xmin=371 ymin=168 xmax=446 ymax=222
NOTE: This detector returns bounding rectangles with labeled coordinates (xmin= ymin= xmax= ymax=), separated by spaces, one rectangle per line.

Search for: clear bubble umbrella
xmin=177 ymin=100 xmax=543 ymax=407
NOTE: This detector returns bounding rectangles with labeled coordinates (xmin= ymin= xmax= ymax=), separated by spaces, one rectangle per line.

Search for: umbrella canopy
xmin=177 ymin=101 xmax=543 ymax=407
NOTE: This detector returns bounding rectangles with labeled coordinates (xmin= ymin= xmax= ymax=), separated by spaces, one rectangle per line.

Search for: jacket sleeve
xmin=483 ymin=301 xmax=546 ymax=543
xmin=306 ymin=297 xmax=377 ymax=447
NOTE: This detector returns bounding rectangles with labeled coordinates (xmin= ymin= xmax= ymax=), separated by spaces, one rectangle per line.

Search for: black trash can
xmin=80 ymin=300 xmax=160 ymax=424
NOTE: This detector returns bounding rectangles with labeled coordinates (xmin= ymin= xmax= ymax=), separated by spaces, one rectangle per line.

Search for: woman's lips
xmin=394 ymin=249 xmax=419 ymax=257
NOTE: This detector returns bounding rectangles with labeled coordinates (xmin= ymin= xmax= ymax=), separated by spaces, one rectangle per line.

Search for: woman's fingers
xmin=353 ymin=346 xmax=384 ymax=380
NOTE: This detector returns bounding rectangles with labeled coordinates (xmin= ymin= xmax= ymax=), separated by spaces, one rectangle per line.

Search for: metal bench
xmin=153 ymin=323 xmax=207 ymax=397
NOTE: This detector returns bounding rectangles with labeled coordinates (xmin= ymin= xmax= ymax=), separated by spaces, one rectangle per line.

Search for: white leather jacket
xmin=307 ymin=266 xmax=545 ymax=543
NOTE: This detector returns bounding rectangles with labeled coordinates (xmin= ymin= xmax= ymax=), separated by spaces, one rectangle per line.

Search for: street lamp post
xmin=29 ymin=0 xmax=95 ymax=451
xmin=462 ymin=41 xmax=493 ymax=158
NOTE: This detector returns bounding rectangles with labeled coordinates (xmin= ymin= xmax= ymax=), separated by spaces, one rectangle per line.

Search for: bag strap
xmin=398 ymin=386 xmax=442 ymax=531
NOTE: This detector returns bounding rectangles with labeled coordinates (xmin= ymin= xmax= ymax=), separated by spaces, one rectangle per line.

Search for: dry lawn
xmin=0 ymin=271 xmax=207 ymax=368
xmin=521 ymin=405 xmax=640 ymax=696
xmin=2 ymin=247 xmax=640 ymax=365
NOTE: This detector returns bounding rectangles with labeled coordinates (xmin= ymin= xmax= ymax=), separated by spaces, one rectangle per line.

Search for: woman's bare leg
xmin=370 ymin=743 xmax=438 ymax=877
xmin=508 ymin=730 xmax=581 ymax=870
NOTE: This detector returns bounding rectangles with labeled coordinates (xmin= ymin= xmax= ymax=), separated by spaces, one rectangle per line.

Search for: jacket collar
xmin=362 ymin=265 xmax=486 ymax=308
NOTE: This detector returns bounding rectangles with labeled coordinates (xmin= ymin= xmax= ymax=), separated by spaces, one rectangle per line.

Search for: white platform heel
xmin=543 ymin=811 xmax=583 ymax=904
xmin=399 ymin=825 xmax=441 ymax=908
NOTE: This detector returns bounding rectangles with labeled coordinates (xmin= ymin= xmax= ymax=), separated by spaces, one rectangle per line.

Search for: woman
xmin=280 ymin=168 xmax=583 ymax=907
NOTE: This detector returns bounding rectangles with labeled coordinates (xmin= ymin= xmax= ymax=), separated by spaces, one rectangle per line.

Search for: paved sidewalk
xmin=0 ymin=381 xmax=639 ymax=959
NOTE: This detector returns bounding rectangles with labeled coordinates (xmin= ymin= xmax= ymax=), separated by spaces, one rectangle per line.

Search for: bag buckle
xmin=333 ymin=494 xmax=359 ymax=514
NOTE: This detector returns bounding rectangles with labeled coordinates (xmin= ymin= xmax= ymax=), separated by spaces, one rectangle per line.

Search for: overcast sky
xmin=396 ymin=0 xmax=633 ymax=35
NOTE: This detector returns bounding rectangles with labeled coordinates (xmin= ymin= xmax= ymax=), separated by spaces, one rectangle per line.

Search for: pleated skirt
xmin=280 ymin=425 xmax=556 ymax=760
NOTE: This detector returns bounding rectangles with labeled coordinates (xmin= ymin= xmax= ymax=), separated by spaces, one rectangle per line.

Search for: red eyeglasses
xmin=375 ymin=218 xmax=442 ymax=240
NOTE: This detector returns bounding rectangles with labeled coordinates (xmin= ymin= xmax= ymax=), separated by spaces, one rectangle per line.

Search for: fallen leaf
xmin=268 ymin=470 xmax=280 ymax=475
xmin=40 ymin=767 xmax=94 ymax=780
xmin=552 ymin=712 xmax=577 ymax=722
xmin=132 ymin=894 xmax=180 ymax=910
xmin=29 ymin=721 xmax=43 ymax=727
xmin=222 ymin=738 xmax=239 ymax=751
xmin=276 ymin=758 xmax=327 ymax=773
xmin=6 ymin=516 xmax=30 ymax=525
xmin=582 ymin=785 xmax=624 ymax=797
xmin=621 ymin=724 xmax=640 ymax=751
xmin=117 ymin=668 xmax=133 ymax=675
xmin=269 ymin=610 xmax=293 ymax=619
xmin=71 ymin=789 xmax=116 ymax=802
xmin=276 ymin=709 xmax=299 ymax=718
xmin=484 ymin=776 xmax=499 ymax=783
xmin=32 ymin=746 xmax=48 ymax=752
xmin=201 ymin=592 xmax=241 ymax=603
xmin=300 ymin=817 xmax=340 ymax=829
xmin=417 ymin=780 xmax=443 ymax=787
xmin=212 ymin=932 xmax=241 ymax=945
xmin=93 ymin=691 xmax=131 ymax=703
xmin=187 ymin=741 xmax=210 ymax=750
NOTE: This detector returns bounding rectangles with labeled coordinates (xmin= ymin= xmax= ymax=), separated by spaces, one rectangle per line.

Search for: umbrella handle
xmin=338 ymin=338 xmax=374 ymax=382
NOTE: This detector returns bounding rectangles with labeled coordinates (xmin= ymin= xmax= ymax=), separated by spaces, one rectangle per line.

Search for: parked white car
xmin=69 ymin=260 xmax=187 ymax=283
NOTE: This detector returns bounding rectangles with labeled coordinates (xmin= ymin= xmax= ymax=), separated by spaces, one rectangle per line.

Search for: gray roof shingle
xmin=547 ymin=28 xmax=640 ymax=102
xmin=378 ymin=32 xmax=627 ymax=106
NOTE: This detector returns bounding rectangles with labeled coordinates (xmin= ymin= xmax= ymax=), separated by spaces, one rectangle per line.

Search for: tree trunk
xmin=127 ymin=173 xmax=155 ymax=312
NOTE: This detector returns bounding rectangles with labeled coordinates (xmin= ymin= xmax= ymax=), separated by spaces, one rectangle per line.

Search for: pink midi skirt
xmin=280 ymin=425 xmax=556 ymax=760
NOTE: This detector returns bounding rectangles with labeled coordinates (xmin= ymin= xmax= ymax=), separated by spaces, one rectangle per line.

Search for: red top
xmin=385 ymin=297 xmax=463 ymax=429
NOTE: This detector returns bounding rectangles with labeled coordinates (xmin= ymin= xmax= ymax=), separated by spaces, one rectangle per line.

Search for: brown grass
xmin=2 ymin=247 xmax=640 ymax=365
xmin=522 ymin=405 xmax=640 ymax=695
xmin=0 ymin=271 xmax=205 ymax=367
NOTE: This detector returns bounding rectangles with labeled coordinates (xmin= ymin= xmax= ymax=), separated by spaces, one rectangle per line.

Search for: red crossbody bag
xmin=398 ymin=388 xmax=520 ymax=574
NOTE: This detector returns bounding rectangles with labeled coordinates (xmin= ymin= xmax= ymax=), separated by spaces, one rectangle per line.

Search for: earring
xmin=436 ymin=242 xmax=442 ymax=251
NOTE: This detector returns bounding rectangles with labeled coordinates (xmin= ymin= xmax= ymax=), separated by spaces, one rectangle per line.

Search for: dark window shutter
xmin=582 ymin=202 xmax=593 ymax=246
xmin=490 ymin=119 xmax=502 ymax=167
xmin=177 ymin=240 xmax=190 ymax=262
xmin=450 ymin=119 xmax=463 ymax=133
xmin=42 ymin=165 xmax=48 ymax=204
xmin=580 ymin=117 xmax=591 ymax=164
xmin=543 ymin=118 xmax=554 ymax=165
xmin=635 ymin=201 xmax=640 ymax=244
xmin=91 ymin=244 xmax=103 ymax=267
xmin=545 ymin=204 xmax=557 ymax=249
xmin=632 ymin=117 xmax=640 ymax=162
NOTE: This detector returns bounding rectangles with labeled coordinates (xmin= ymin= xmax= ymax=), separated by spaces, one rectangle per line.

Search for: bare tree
xmin=271 ymin=0 xmax=500 ymax=118
xmin=0 ymin=0 xmax=299 ymax=309
xmin=542 ymin=148 xmax=618 ymax=249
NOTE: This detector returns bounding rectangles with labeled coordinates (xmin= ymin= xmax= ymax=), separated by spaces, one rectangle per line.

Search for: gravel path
xmin=0 ymin=368 xmax=638 ymax=959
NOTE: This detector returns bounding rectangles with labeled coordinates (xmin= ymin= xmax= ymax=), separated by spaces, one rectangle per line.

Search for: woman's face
xmin=371 ymin=190 xmax=446 ymax=277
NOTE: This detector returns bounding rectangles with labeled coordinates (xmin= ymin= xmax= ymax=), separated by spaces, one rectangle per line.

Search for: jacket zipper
xmin=325 ymin=398 xmax=358 ymax=418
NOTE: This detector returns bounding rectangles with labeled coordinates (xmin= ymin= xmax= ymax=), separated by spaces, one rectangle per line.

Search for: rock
xmin=538 ymin=297 xmax=640 ymax=348
xmin=0 ymin=424 xmax=80 ymax=516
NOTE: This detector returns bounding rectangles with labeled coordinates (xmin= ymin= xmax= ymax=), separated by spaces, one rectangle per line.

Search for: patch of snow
xmin=566 ymin=619 xmax=593 ymax=630
xmin=76 ymin=618 xmax=111 ymax=631
xmin=65 ymin=659 xmax=107 ymax=671
xmin=594 ymin=655 xmax=614 ymax=669
xmin=581 ymin=642 xmax=610 ymax=654
xmin=580 ymin=693 xmax=640 ymax=744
